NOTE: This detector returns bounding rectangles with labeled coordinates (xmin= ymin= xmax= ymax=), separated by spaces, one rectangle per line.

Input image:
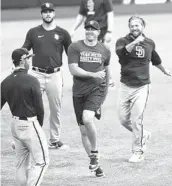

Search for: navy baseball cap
xmin=41 ymin=2 xmax=55 ymax=12
xmin=12 ymin=48 xmax=34 ymax=64
xmin=85 ymin=20 xmax=100 ymax=30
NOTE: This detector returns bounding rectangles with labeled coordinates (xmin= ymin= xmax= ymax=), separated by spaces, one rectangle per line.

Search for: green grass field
xmin=1 ymin=11 xmax=172 ymax=186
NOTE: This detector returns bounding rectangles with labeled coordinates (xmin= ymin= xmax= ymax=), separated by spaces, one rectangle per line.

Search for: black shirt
xmin=22 ymin=25 xmax=72 ymax=69
xmin=79 ymin=0 xmax=113 ymax=29
xmin=116 ymin=34 xmax=162 ymax=87
xmin=1 ymin=69 xmax=44 ymax=126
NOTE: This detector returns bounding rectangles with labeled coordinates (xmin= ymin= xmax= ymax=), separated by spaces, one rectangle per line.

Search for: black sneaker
xmin=95 ymin=166 xmax=105 ymax=177
xmin=89 ymin=154 xmax=99 ymax=171
xmin=48 ymin=141 xmax=69 ymax=149
xmin=95 ymin=107 xmax=101 ymax=120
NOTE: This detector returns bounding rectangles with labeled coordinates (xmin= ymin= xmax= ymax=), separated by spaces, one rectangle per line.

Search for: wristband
xmin=107 ymin=31 xmax=112 ymax=33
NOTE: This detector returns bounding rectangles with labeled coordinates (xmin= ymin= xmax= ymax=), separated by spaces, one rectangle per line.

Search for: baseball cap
xmin=12 ymin=48 xmax=34 ymax=65
xmin=41 ymin=2 xmax=55 ymax=12
xmin=84 ymin=20 xmax=100 ymax=30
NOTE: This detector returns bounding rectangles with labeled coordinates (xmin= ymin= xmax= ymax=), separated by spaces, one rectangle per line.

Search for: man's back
xmin=1 ymin=69 xmax=44 ymax=120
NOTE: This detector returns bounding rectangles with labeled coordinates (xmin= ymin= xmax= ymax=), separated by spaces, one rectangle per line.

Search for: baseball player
xmin=70 ymin=0 xmax=115 ymax=87
xmin=115 ymin=16 xmax=171 ymax=163
xmin=68 ymin=20 xmax=111 ymax=177
xmin=1 ymin=48 xmax=49 ymax=186
xmin=22 ymin=2 xmax=72 ymax=149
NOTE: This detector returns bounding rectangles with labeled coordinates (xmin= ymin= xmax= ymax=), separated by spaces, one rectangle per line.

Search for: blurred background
xmin=1 ymin=0 xmax=172 ymax=9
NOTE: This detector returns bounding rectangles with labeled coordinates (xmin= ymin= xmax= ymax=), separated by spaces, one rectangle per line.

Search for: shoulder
xmin=55 ymin=26 xmax=70 ymax=35
xmin=116 ymin=36 xmax=127 ymax=43
xmin=26 ymin=74 xmax=40 ymax=85
xmin=69 ymin=40 xmax=82 ymax=49
xmin=145 ymin=37 xmax=155 ymax=47
xmin=27 ymin=25 xmax=42 ymax=33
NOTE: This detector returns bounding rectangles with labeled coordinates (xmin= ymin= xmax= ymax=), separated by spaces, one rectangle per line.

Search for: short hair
xmin=128 ymin=16 xmax=146 ymax=27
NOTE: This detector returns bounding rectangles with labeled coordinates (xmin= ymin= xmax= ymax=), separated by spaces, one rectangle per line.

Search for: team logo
xmin=87 ymin=0 xmax=95 ymax=15
xmin=45 ymin=3 xmax=50 ymax=8
xmin=136 ymin=46 xmax=145 ymax=58
xmin=54 ymin=34 xmax=59 ymax=40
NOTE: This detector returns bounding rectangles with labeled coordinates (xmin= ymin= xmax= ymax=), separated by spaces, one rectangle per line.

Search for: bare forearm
xmin=69 ymin=65 xmax=93 ymax=78
xmin=125 ymin=40 xmax=137 ymax=53
xmin=107 ymin=12 xmax=114 ymax=32
xmin=72 ymin=14 xmax=85 ymax=32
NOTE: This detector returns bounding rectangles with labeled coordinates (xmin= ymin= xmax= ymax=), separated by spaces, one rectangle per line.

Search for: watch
xmin=107 ymin=31 xmax=112 ymax=33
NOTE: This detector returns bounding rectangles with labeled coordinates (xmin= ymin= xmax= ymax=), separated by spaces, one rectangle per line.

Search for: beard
xmin=131 ymin=30 xmax=142 ymax=38
xmin=43 ymin=17 xmax=54 ymax=24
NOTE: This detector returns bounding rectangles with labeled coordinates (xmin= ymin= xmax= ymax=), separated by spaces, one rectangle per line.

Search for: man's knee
xmin=82 ymin=111 xmax=94 ymax=125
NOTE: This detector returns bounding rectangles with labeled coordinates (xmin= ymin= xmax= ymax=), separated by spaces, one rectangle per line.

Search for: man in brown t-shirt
xmin=68 ymin=20 xmax=111 ymax=177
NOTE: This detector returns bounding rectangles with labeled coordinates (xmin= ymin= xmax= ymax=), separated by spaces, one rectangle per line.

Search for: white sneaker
xmin=142 ymin=132 xmax=151 ymax=151
xmin=129 ymin=152 xmax=144 ymax=163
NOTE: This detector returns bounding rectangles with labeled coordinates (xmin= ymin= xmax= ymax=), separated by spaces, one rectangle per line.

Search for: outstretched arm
xmin=70 ymin=14 xmax=85 ymax=38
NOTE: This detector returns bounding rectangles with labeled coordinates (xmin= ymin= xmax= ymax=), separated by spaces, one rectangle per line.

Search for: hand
xmin=92 ymin=70 xmax=106 ymax=79
xmin=134 ymin=35 xmax=145 ymax=44
xmin=164 ymin=69 xmax=171 ymax=76
xmin=104 ymin=32 xmax=112 ymax=43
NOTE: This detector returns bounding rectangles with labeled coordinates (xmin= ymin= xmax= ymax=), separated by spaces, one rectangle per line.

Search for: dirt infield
xmin=1 ymin=12 xmax=172 ymax=186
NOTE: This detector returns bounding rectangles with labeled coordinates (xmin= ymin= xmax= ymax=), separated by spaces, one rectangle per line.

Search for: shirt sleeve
xmin=22 ymin=29 xmax=33 ymax=51
xmin=103 ymin=0 xmax=113 ymax=13
xmin=115 ymin=37 xmax=129 ymax=58
xmin=63 ymin=29 xmax=72 ymax=55
xmin=31 ymin=78 xmax=44 ymax=126
xmin=1 ymin=81 xmax=6 ymax=109
xmin=68 ymin=43 xmax=80 ymax=64
xmin=104 ymin=48 xmax=111 ymax=66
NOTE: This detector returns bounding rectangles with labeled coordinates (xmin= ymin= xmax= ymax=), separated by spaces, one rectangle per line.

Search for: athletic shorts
xmin=73 ymin=88 xmax=107 ymax=125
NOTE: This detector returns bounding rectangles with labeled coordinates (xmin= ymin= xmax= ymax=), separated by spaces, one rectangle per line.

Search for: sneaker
xmin=48 ymin=141 xmax=69 ymax=149
xmin=95 ymin=107 xmax=101 ymax=120
xmin=89 ymin=154 xmax=99 ymax=171
xmin=95 ymin=166 xmax=105 ymax=177
xmin=129 ymin=152 xmax=144 ymax=163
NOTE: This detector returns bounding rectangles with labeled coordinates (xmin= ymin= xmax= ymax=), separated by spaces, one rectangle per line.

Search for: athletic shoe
xmin=129 ymin=152 xmax=144 ymax=163
xmin=89 ymin=154 xmax=99 ymax=171
xmin=95 ymin=166 xmax=105 ymax=177
xmin=95 ymin=107 xmax=101 ymax=120
xmin=142 ymin=131 xmax=151 ymax=151
xmin=48 ymin=141 xmax=69 ymax=149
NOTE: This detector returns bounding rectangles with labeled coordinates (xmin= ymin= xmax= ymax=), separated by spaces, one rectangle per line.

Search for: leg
xmin=79 ymin=125 xmax=91 ymax=156
xmin=27 ymin=120 xmax=49 ymax=186
xmin=15 ymin=141 xmax=31 ymax=186
xmin=118 ymin=83 xmax=133 ymax=132
xmin=45 ymin=71 xmax=63 ymax=144
xmin=82 ymin=110 xmax=97 ymax=152
xmin=130 ymin=84 xmax=150 ymax=153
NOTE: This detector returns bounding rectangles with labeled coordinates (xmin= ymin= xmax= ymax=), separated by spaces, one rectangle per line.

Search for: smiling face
xmin=85 ymin=27 xmax=100 ymax=42
xmin=129 ymin=19 xmax=144 ymax=38
xmin=41 ymin=10 xmax=55 ymax=24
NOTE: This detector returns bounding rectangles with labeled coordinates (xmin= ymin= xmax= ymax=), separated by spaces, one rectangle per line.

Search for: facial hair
xmin=43 ymin=17 xmax=54 ymax=24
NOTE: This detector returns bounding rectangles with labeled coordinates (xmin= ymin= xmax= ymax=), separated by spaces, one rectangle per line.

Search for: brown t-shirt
xmin=68 ymin=40 xmax=111 ymax=97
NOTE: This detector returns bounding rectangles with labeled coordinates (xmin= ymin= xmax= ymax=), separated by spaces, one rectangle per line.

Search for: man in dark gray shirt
xmin=1 ymin=48 xmax=49 ymax=186
xmin=22 ymin=2 xmax=71 ymax=149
